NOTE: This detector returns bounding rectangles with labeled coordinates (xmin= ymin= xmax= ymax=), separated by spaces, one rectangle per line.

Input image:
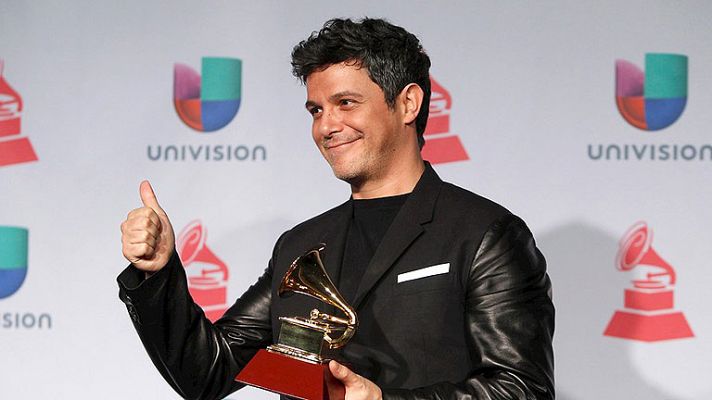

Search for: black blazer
xmin=118 ymin=163 xmax=555 ymax=400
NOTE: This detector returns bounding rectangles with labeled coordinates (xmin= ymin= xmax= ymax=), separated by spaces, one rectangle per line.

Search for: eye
xmin=339 ymin=99 xmax=354 ymax=107
xmin=307 ymin=106 xmax=322 ymax=117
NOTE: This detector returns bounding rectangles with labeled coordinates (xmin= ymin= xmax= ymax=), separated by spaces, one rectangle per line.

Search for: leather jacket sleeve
xmin=117 ymin=235 xmax=282 ymax=400
xmin=381 ymin=214 xmax=555 ymax=400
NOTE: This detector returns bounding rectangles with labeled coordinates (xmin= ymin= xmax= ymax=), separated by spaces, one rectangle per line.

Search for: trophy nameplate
xmin=236 ymin=245 xmax=357 ymax=399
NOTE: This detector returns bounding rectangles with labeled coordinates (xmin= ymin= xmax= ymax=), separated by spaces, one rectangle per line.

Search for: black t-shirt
xmin=338 ymin=193 xmax=409 ymax=303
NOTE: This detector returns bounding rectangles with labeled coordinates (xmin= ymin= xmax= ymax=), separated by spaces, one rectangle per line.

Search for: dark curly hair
xmin=291 ymin=18 xmax=431 ymax=148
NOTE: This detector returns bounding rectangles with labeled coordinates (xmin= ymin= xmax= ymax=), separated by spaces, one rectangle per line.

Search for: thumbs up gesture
xmin=121 ymin=181 xmax=175 ymax=273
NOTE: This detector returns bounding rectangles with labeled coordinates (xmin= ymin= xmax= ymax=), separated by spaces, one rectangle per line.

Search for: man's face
xmin=305 ymin=62 xmax=405 ymax=184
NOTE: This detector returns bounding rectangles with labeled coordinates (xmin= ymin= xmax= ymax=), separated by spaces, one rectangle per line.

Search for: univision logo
xmin=587 ymin=53 xmax=706 ymax=162
xmin=0 ymin=225 xmax=54 ymax=329
xmin=148 ymin=57 xmax=265 ymax=162
xmin=0 ymin=226 xmax=28 ymax=299
xmin=174 ymin=57 xmax=242 ymax=132
xmin=615 ymin=53 xmax=687 ymax=131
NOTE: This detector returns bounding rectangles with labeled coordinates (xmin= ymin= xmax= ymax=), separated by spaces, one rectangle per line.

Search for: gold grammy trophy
xmin=236 ymin=245 xmax=358 ymax=400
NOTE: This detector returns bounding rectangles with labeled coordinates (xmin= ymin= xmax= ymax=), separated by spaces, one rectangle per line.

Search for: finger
xmin=122 ymin=217 xmax=157 ymax=245
xmin=126 ymin=208 xmax=162 ymax=232
xmin=329 ymin=360 xmax=359 ymax=386
xmin=124 ymin=225 xmax=160 ymax=248
xmin=126 ymin=230 xmax=158 ymax=248
xmin=139 ymin=180 xmax=163 ymax=213
xmin=123 ymin=242 xmax=156 ymax=260
xmin=127 ymin=206 xmax=160 ymax=221
xmin=121 ymin=232 xmax=160 ymax=249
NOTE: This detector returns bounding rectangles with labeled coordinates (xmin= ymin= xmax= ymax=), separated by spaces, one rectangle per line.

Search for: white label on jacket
xmin=397 ymin=263 xmax=450 ymax=283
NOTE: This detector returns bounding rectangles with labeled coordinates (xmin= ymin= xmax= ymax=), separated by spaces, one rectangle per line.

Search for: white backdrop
xmin=1 ymin=1 xmax=711 ymax=399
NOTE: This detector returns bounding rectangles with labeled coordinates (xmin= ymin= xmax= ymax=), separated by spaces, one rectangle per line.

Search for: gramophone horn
xmin=279 ymin=245 xmax=358 ymax=349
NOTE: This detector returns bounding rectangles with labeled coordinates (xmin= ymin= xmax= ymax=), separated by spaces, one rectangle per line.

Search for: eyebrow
xmin=305 ymin=91 xmax=365 ymax=109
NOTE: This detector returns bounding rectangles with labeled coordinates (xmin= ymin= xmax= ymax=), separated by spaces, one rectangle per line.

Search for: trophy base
xmin=236 ymin=349 xmax=344 ymax=400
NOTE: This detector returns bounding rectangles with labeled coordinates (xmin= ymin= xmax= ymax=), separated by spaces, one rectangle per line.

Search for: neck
xmin=350 ymin=156 xmax=425 ymax=200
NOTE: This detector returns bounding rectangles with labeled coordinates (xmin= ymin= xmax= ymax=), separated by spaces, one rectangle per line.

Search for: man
xmin=119 ymin=18 xmax=554 ymax=400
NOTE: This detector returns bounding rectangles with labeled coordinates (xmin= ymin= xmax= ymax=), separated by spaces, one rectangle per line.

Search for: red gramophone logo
xmin=176 ymin=220 xmax=229 ymax=322
xmin=421 ymin=76 xmax=469 ymax=164
xmin=0 ymin=59 xmax=38 ymax=167
xmin=604 ymin=222 xmax=694 ymax=342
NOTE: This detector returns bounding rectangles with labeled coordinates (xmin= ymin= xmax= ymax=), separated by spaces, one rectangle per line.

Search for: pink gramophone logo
xmin=0 ymin=59 xmax=38 ymax=167
xmin=604 ymin=222 xmax=694 ymax=342
xmin=420 ymin=76 xmax=469 ymax=164
xmin=176 ymin=220 xmax=229 ymax=322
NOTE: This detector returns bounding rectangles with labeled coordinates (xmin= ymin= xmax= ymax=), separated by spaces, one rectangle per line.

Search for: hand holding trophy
xmin=236 ymin=245 xmax=358 ymax=400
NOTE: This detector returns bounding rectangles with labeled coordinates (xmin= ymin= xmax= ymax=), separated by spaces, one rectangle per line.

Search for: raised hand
xmin=121 ymin=180 xmax=175 ymax=273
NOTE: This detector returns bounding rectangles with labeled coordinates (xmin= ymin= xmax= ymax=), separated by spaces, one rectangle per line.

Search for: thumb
xmin=139 ymin=180 xmax=163 ymax=212
xmin=329 ymin=360 xmax=359 ymax=386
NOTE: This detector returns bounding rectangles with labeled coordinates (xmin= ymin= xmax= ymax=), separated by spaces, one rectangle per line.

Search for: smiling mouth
xmin=324 ymin=137 xmax=360 ymax=150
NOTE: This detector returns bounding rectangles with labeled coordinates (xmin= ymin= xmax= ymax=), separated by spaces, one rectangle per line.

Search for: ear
xmin=399 ymin=83 xmax=424 ymax=126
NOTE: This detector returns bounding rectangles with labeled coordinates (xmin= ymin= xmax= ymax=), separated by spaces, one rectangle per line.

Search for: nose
xmin=315 ymin=107 xmax=343 ymax=139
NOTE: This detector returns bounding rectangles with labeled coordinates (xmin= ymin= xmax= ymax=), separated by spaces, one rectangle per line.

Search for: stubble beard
xmin=326 ymin=151 xmax=373 ymax=187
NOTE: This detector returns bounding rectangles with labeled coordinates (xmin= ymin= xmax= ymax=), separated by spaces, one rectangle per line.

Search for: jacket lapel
xmin=351 ymin=163 xmax=442 ymax=309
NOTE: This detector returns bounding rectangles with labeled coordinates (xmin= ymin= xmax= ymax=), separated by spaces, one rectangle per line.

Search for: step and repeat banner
xmin=1 ymin=1 xmax=711 ymax=399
